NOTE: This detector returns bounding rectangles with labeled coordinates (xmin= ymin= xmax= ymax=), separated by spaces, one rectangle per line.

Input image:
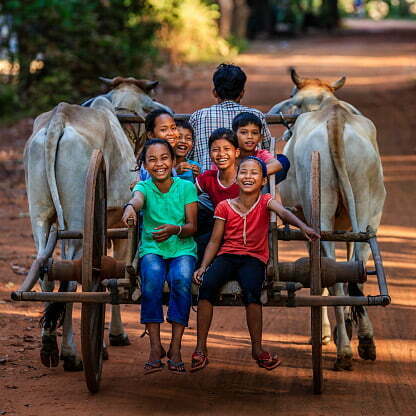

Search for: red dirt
xmin=1 ymin=19 xmax=416 ymax=416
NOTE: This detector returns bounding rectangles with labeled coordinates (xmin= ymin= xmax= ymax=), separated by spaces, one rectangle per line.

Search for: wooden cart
xmin=11 ymin=114 xmax=390 ymax=395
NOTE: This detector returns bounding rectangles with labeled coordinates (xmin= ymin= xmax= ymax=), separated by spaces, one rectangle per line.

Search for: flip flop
xmin=144 ymin=359 xmax=164 ymax=375
xmin=167 ymin=359 xmax=186 ymax=374
xmin=190 ymin=352 xmax=209 ymax=372
xmin=256 ymin=352 xmax=281 ymax=371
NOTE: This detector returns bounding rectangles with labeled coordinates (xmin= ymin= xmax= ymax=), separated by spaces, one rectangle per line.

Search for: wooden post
xmin=310 ymin=151 xmax=323 ymax=394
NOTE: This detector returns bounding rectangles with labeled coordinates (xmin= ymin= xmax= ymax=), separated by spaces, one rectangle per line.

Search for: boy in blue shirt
xmin=174 ymin=120 xmax=201 ymax=183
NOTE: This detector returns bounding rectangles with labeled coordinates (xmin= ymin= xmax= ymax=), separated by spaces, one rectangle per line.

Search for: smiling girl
xmin=191 ymin=156 xmax=319 ymax=372
xmin=139 ymin=110 xmax=179 ymax=181
xmin=122 ymin=139 xmax=198 ymax=374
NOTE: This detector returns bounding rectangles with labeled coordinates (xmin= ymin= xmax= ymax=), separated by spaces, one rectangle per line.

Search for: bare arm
xmin=121 ymin=191 xmax=145 ymax=226
xmin=268 ymin=200 xmax=320 ymax=241
xmin=266 ymin=158 xmax=283 ymax=176
xmin=193 ymin=218 xmax=225 ymax=285
xmin=152 ymin=201 xmax=197 ymax=242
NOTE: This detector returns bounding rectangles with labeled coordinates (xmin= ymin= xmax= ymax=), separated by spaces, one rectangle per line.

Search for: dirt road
xmin=1 ymin=19 xmax=415 ymax=415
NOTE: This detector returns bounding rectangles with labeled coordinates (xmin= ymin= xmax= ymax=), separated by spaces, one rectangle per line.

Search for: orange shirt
xmin=214 ymin=194 xmax=273 ymax=264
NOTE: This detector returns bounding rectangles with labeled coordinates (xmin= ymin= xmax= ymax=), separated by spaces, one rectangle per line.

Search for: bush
xmin=148 ymin=0 xmax=237 ymax=64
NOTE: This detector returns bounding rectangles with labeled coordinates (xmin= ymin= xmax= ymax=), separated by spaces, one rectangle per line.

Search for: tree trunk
xmin=232 ymin=0 xmax=250 ymax=38
xmin=320 ymin=0 xmax=340 ymax=30
xmin=218 ymin=0 xmax=234 ymax=38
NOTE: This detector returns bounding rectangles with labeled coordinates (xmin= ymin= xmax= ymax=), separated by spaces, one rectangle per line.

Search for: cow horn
xmin=98 ymin=77 xmax=115 ymax=85
xmin=331 ymin=76 xmax=346 ymax=91
xmin=134 ymin=79 xmax=159 ymax=93
xmin=290 ymin=68 xmax=302 ymax=88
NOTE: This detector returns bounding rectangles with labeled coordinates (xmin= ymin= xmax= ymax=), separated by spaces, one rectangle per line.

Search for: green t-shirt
xmin=132 ymin=177 xmax=198 ymax=259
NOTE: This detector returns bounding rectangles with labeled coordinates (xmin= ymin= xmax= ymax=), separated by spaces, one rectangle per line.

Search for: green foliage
xmin=148 ymin=0 xmax=237 ymax=64
xmin=0 ymin=0 xmax=159 ymax=119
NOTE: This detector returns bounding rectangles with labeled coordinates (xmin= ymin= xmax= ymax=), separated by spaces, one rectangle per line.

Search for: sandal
xmin=167 ymin=359 xmax=186 ymax=374
xmin=144 ymin=359 xmax=164 ymax=375
xmin=190 ymin=352 xmax=209 ymax=372
xmin=256 ymin=352 xmax=281 ymax=371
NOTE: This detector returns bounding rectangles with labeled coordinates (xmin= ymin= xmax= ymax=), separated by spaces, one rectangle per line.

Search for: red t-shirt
xmin=196 ymin=170 xmax=240 ymax=208
xmin=210 ymin=149 xmax=274 ymax=171
xmin=214 ymin=194 xmax=273 ymax=264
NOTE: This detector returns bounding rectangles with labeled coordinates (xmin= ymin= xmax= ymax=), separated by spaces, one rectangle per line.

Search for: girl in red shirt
xmin=191 ymin=156 xmax=319 ymax=372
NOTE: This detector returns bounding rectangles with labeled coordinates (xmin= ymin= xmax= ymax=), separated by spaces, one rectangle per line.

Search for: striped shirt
xmin=189 ymin=100 xmax=273 ymax=171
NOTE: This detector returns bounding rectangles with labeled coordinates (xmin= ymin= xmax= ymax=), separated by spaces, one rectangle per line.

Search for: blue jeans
xmin=140 ymin=254 xmax=196 ymax=327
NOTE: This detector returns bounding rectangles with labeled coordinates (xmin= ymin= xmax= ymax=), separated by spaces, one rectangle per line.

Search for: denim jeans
xmin=140 ymin=254 xmax=196 ymax=327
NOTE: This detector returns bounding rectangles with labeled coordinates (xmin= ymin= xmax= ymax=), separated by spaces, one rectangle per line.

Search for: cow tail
xmin=327 ymin=103 xmax=365 ymax=321
xmin=44 ymin=103 xmax=66 ymax=230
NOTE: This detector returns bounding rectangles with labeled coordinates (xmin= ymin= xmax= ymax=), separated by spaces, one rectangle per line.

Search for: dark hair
xmin=208 ymin=128 xmax=238 ymax=150
xmin=144 ymin=109 xmax=174 ymax=134
xmin=140 ymin=138 xmax=175 ymax=166
xmin=232 ymin=112 xmax=262 ymax=133
xmin=175 ymin=119 xmax=195 ymax=141
xmin=238 ymin=156 xmax=268 ymax=178
xmin=213 ymin=64 xmax=246 ymax=100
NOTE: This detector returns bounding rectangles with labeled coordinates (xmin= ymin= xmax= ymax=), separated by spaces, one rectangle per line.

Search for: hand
xmin=193 ymin=267 xmax=206 ymax=285
xmin=175 ymin=162 xmax=193 ymax=175
xmin=122 ymin=205 xmax=137 ymax=226
xmin=152 ymin=224 xmax=179 ymax=242
xmin=301 ymin=225 xmax=320 ymax=242
xmin=191 ymin=164 xmax=200 ymax=176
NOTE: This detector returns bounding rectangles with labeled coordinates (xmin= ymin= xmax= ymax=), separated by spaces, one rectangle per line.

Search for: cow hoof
xmin=333 ymin=354 xmax=353 ymax=371
xmin=109 ymin=333 xmax=130 ymax=346
xmin=63 ymin=355 xmax=84 ymax=372
xmin=40 ymin=335 xmax=59 ymax=368
xmin=333 ymin=319 xmax=353 ymax=345
xmin=358 ymin=336 xmax=376 ymax=361
xmin=103 ymin=346 xmax=109 ymax=361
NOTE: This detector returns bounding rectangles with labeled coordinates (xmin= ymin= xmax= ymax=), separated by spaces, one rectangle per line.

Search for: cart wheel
xmin=81 ymin=150 xmax=107 ymax=394
xmin=310 ymin=151 xmax=323 ymax=394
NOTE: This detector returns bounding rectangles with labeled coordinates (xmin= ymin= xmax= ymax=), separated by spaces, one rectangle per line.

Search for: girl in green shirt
xmin=122 ymin=139 xmax=198 ymax=374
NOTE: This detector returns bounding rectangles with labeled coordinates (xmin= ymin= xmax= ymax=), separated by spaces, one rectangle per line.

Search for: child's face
xmin=175 ymin=127 xmax=194 ymax=158
xmin=144 ymin=143 xmax=174 ymax=182
xmin=210 ymin=138 xmax=240 ymax=170
xmin=151 ymin=114 xmax=178 ymax=148
xmin=237 ymin=160 xmax=267 ymax=193
xmin=236 ymin=123 xmax=261 ymax=153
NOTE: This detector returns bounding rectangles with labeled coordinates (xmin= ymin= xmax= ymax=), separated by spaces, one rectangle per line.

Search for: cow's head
xmin=99 ymin=76 xmax=172 ymax=117
xmin=289 ymin=68 xmax=346 ymax=113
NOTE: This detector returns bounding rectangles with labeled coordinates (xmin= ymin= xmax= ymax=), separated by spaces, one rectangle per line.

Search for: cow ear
xmin=331 ymin=76 xmax=346 ymax=91
xmin=290 ymin=67 xmax=302 ymax=88
xmin=135 ymin=80 xmax=159 ymax=93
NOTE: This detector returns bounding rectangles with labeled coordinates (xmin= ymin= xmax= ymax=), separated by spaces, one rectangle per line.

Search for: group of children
xmin=122 ymin=108 xmax=319 ymax=375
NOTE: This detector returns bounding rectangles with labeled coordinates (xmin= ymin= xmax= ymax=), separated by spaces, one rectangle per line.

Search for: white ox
xmin=269 ymin=69 xmax=386 ymax=370
xmin=25 ymin=77 xmax=170 ymax=370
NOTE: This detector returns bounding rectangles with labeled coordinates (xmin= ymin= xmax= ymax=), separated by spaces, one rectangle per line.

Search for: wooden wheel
xmin=310 ymin=151 xmax=323 ymax=394
xmin=81 ymin=150 xmax=107 ymax=394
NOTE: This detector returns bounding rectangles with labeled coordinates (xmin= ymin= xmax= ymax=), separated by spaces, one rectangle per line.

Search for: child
xmin=195 ymin=128 xmax=240 ymax=208
xmin=191 ymin=156 xmax=319 ymax=372
xmin=174 ymin=120 xmax=201 ymax=183
xmin=122 ymin=139 xmax=198 ymax=374
xmin=194 ymin=128 xmax=240 ymax=261
xmin=210 ymin=112 xmax=290 ymax=181
xmin=139 ymin=110 xmax=179 ymax=181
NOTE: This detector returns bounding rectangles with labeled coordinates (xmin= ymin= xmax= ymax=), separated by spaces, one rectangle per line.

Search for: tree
xmin=0 ymin=0 xmax=158 ymax=115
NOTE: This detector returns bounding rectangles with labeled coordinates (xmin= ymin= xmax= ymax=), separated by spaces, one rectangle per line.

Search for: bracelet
xmin=176 ymin=225 xmax=182 ymax=236
xmin=123 ymin=203 xmax=135 ymax=211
